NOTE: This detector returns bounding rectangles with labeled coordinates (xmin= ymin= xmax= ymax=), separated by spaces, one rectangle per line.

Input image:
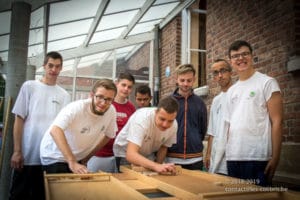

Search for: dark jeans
xmin=42 ymin=162 xmax=72 ymax=174
xmin=227 ymin=161 xmax=269 ymax=186
xmin=9 ymin=165 xmax=45 ymax=200
xmin=180 ymin=160 xmax=203 ymax=171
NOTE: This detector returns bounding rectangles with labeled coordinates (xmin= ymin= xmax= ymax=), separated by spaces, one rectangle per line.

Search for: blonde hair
xmin=175 ymin=64 xmax=196 ymax=75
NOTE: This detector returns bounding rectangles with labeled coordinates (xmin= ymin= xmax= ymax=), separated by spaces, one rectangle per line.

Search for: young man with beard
xmin=88 ymin=72 xmax=135 ymax=172
xmin=40 ymin=79 xmax=117 ymax=174
xmin=166 ymin=64 xmax=207 ymax=170
xmin=9 ymin=51 xmax=70 ymax=200
xmin=204 ymin=59 xmax=232 ymax=175
xmin=225 ymin=40 xmax=283 ymax=186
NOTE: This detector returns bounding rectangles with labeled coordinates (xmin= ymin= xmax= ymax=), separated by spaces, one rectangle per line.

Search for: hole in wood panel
xmin=137 ymin=188 xmax=173 ymax=198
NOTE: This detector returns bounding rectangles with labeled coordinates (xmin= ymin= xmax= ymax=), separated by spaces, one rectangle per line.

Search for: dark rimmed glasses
xmin=230 ymin=51 xmax=251 ymax=60
xmin=94 ymin=95 xmax=113 ymax=104
xmin=212 ymin=68 xmax=230 ymax=77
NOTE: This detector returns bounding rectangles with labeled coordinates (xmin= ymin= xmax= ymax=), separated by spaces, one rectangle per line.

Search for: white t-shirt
xmin=207 ymin=92 xmax=227 ymax=174
xmin=113 ymin=107 xmax=177 ymax=160
xmin=40 ymin=98 xmax=117 ymax=165
xmin=224 ymin=71 xmax=280 ymax=161
xmin=12 ymin=80 xmax=70 ymax=165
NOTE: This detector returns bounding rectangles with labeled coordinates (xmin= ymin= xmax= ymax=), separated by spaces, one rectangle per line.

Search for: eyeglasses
xmin=230 ymin=51 xmax=251 ymax=60
xmin=212 ymin=68 xmax=230 ymax=77
xmin=94 ymin=95 xmax=113 ymax=104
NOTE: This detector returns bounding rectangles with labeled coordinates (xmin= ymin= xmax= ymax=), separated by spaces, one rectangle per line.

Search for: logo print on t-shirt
xmin=249 ymin=91 xmax=255 ymax=97
xmin=143 ymin=135 xmax=151 ymax=143
xmin=80 ymin=126 xmax=90 ymax=134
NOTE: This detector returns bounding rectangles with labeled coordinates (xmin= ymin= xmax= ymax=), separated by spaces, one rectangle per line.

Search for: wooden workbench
xmin=44 ymin=165 xmax=299 ymax=200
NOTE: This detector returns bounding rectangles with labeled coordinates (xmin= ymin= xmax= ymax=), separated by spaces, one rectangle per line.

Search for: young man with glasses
xmin=88 ymin=72 xmax=136 ymax=172
xmin=205 ymin=59 xmax=233 ymax=175
xmin=9 ymin=51 xmax=70 ymax=200
xmin=224 ymin=40 xmax=283 ymax=186
xmin=40 ymin=79 xmax=118 ymax=174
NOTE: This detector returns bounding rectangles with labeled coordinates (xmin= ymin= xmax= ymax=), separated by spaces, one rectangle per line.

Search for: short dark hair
xmin=228 ymin=40 xmax=253 ymax=58
xmin=135 ymin=85 xmax=151 ymax=96
xmin=117 ymin=72 xmax=135 ymax=84
xmin=92 ymin=79 xmax=117 ymax=95
xmin=157 ymin=96 xmax=179 ymax=114
xmin=175 ymin=64 xmax=196 ymax=76
xmin=44 ymin=51 xmax=63 ymax=66
xmin=212 ymin=58 xmax=232 ymax=72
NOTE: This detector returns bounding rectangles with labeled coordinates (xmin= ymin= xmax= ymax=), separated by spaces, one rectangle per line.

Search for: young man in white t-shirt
xmin=205 ymin=59 xmax=233 ymax=175
xmin=225 ymin=40 xmax=283 ymax=186
xmin=88 ymin=72 xmax=136 ymax=173
xmin=113 ymin=96 xmax=178 ymax=174
xmin=40 ymin=79 xmax=118 ymax=174
xmin=9 ymin=51 xmax=70 ymax=200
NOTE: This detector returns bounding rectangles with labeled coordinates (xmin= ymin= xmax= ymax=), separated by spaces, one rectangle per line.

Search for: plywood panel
xmin=117 ymin=166 xmax=299 ymax=200
xmin=153 ymin=169 xmax=255 ymax=194
xmin=44 ymin=168 xmax=300 ymax=200
xmin=44 ymin=173 xmax=148 ymax=200
xmin=119 ymin=166 xmax=199 ymax=200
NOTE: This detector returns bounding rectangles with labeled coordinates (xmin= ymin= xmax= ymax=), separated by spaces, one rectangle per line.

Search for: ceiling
xmin=0 ymin=0 xmax=195 ymax=77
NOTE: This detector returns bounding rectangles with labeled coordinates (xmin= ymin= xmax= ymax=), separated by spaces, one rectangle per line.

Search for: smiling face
xmin=91 ymin=86 xmax=116 ymax=115
xmin=229 ymin=45 xmax=254 ymax=77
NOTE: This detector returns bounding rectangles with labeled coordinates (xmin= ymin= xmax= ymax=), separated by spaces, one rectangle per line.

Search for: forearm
xmin=268 ymin=92 xmax=283 ymax=165
xmin=271 ymin=120 xmax=282 ymax=164
xmin=155 ymin=146 xmax=168 ymax=163
xmin=13 ymin=115 xmax=24 ymax=153
xmin=206 ymin=135 xmax=213 ymax=159
xmin=127 ymin=151 xmax=158 ymax=171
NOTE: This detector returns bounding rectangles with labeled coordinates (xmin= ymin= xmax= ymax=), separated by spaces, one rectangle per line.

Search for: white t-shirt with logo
xmin=40 ymin=98 xmax=117 ymax=165
xmin=113 ymin=107 xmax=177 ymax=160
xmin=12 ymin=80 xmax=70 ymax=165
xmin=224 ymin=71 xmax=280 ymax=161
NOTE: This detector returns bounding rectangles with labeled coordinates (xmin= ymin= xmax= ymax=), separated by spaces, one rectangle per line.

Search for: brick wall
xmin=157 ymin=0 xmax=300 ymax=187
xmin=206 ymin=0 xmax=299 ymax=143
xmin=159 ymin=16 xmax=182 ymax=98
xmin=126 ymin=42 xmax=150 ymax=71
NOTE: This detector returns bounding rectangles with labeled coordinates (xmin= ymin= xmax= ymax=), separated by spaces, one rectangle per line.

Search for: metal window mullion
xmin=187 ymin=8 xmax=191 ymax=64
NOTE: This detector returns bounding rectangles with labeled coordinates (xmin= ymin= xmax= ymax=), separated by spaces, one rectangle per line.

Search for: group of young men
xmin=8 ymin=40 xmax=283 ymax=200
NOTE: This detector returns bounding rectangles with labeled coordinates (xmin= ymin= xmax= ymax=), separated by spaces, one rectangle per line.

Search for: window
xmin=182 ymin=0 xmax=207 ymax=87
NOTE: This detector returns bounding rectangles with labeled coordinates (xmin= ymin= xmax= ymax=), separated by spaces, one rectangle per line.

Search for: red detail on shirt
xmin=95 ymin=100 xmax=136 ymax=157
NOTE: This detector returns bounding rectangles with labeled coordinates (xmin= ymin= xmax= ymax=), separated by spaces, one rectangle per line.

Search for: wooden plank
xmin=0 ymin=97 xmax=12 ymax=177
xmin=120 ymin=166 xmax=199 ymax=200
xmin=43 ymin=168 xmax=300 ymax=200
xmin=153 ymin=168 xmax=264 ymax=195
xmin=121 ymin=166 xmax=300 ymax=200
xmin=44 ymin=172 xmax=149 ymax=200
xmin=200 ymin=191 xmax=283 ymax=200
xmin=122 ymin=180 xmax=157 ymax=191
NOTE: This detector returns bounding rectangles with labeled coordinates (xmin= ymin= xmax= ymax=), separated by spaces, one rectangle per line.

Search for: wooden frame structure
xmin=44 ymin=165 xmax=300 ymax=200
